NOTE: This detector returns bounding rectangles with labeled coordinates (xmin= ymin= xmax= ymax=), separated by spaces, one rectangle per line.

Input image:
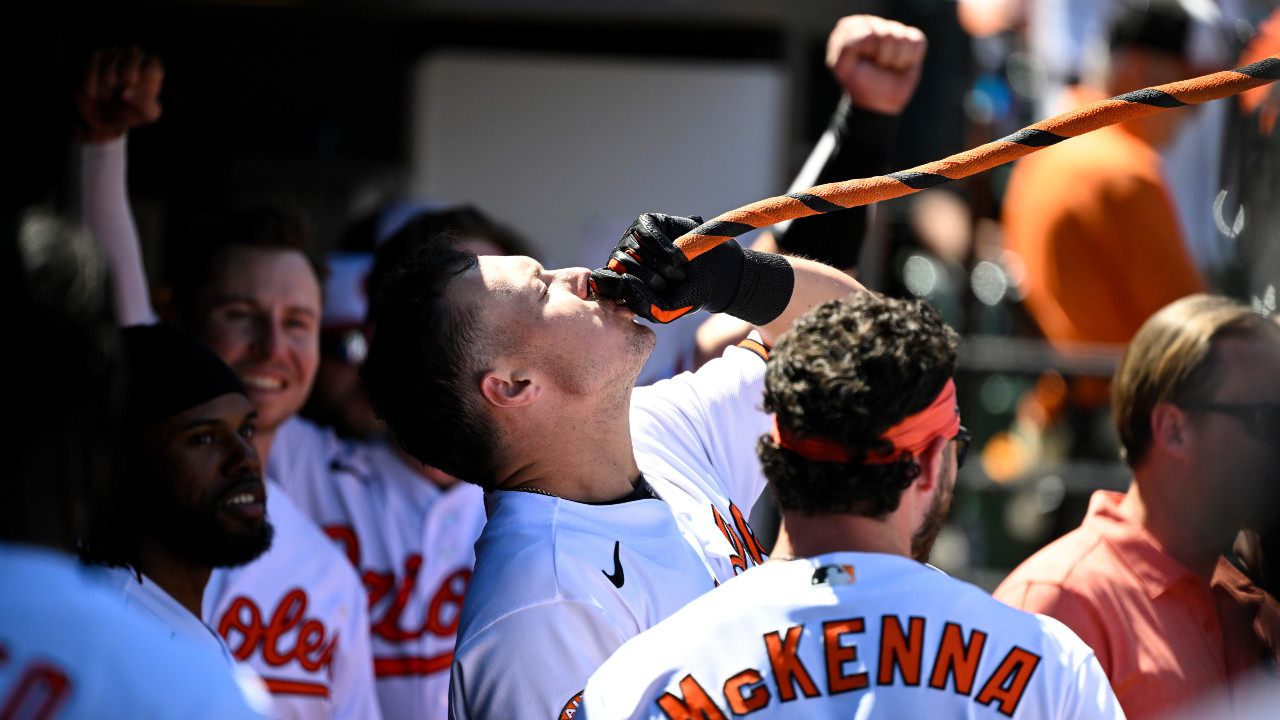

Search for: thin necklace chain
xmin=509 ymin=485 xmax=559 ymax=498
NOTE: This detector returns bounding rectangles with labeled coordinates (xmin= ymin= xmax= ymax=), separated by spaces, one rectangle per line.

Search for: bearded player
xmin=581 ymin=293 xmax=1124 ymax=720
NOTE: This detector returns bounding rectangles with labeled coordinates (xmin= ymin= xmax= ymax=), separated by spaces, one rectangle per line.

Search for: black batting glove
xmin=590 ymin=212 xmax=796 ymax=326
xmin=602 ymin=213 xmax=701 ymax=293
xmin=590 ymin=213 xmax=724 ymax=324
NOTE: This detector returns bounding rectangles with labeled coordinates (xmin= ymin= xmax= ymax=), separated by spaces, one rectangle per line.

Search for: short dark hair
xmin=171 ymin=202 xmax=328 ymax=326
xmin=360 ymin=238 xmax=502 ymax=487
xmin=759 ymin=293 xmax=958 ymax=517
xmin=365 ymin=205 xmax=534 ymax=325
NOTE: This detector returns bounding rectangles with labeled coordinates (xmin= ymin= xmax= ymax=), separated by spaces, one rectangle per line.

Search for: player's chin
xmin=211 ymin=521 xmax=276 ymax=568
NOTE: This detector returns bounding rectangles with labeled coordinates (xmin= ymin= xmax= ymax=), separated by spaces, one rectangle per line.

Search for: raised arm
xmin=766 ymin=14 xmax=926 ymax=269
xmin=74 ymin=47 xmax=165 ymax=325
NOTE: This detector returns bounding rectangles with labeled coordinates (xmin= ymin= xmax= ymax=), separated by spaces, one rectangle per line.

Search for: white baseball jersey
xmin=273 ymin=416 xmax=487 ymax=720
xmin=0 ymin=542 xmax=270 ymax=719
xmin=204 ymin=481 xmax=383 ymax=720
xmin=582 ymin=553 xmax=1126 ymax=720
xmin=450 ymin=338 xmax=774 ymax=720
xmin=103 ymin=565 xmax=238 ymax=666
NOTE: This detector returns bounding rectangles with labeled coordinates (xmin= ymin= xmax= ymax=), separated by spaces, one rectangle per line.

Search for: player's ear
xmin=480 ymin=363 xmax=542 ymax=409
xmin=914 ymin=435 xmax=950 ymax=493
xmin=1150 ymin=402 xmax=1191 ymax=459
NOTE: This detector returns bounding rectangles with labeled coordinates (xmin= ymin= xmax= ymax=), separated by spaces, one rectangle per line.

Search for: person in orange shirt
xmin=983 ymin=1 xmax=1211 ymax=478
xmin=1002 ymin=0 xmax=1206 ymax=354
xmin=994 ymin=294 xmax=1280 ymax=719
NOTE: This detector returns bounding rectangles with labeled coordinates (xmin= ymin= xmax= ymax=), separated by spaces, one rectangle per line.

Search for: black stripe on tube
xmin=885 ymin=171 xmax=950 ymax=190
xmin=694 ymin=220 xmax=757 ymax=239
xmin=1115 ymin=88 xmax=1186 ymax=108
xmin=1002 ymin=128 xmax=1067 ymax=147
xmin=784 ymin=192 xmax=846 ymax=213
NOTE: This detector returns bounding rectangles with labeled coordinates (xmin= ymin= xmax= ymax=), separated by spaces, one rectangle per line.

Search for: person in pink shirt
xmin=994 ymin=294 xmax=1280 ymax=719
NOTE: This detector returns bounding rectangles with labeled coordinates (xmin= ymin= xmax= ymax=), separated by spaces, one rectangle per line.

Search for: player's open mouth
xmin=241 ymin=374 xmax=285 ymax=391
xmin=220 ymin=480 xmax=267 ymax=521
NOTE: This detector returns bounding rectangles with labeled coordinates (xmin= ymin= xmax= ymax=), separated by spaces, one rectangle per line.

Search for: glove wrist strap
xmin=719 ymin=248 xmax=794 ymax=326
xmin=704 ymin=241 xmax=745 ymax=314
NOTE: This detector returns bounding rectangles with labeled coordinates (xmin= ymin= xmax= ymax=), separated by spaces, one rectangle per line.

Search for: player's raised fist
xmin=826 ymin=15 xmax=927 ymax=116
xmin=74 ymin=46 xmax=165 ymax=143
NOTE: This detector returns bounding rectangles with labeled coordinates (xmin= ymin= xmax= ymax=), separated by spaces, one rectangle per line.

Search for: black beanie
xmin=121 ymin=324 xmax=247 ymax=435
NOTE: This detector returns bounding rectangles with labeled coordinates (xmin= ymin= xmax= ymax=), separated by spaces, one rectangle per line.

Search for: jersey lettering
xmin=763 ymin=626 xmax=820 ymax=702
xmin=822 ymin=618 xmax=868 ymax=694
xmin=878 ymin=615 xmax=925 ymax=686
xmin=928 ymin=622 xmax=987 ymax=695
xmin=217 ymin=589 xmax=338 ymax=686
xmin=975 ymin=647 xmax=1042 ymax=717
xmin=728 ymin=504 xmax=765 ymax=565
xmin=323 ymin=525 xmax=360 ymax=568
xmin=651 ymin=618 xmax=1041 ymax=715
xmin=326 ymin=525 xmax=471 ymax=677
xmin=557 ymin=691 xmax=584 ymax=719
xmin=0 ymin=660 xmax=73 ymax=720
xmin=327 ymin=520 xmax=473 ymax=655
xmin=711 ymin=503 xmax=764 ymax=576
xmin=722 ymin=669 xmax=769 ymax=714
xmin=657 ymin=675 xmax=728 ymax=720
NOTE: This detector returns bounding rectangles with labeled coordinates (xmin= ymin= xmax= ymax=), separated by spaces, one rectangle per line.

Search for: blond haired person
xmin=995 ymin=295 xmax=1280 ymax=719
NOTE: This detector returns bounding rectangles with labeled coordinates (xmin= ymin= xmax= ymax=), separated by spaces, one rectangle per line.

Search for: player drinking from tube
xmin=361 ymin=210 xmax=863 ymax=719
xmin=581 ymin=292 xmax=1123 ymax=720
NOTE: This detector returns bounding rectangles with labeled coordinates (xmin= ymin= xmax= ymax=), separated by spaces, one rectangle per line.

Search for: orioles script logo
xmin=326 ymin=525 xmax=471 ymax=677
xmin=217 ymin=588 xmax=338 ymax=696
xmin=0 ymin=644 xmax=74 ymax=720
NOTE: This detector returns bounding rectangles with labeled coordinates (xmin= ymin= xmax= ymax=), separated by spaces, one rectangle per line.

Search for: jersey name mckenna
xmin=657 ymin=615 xmax=1041 ymax=718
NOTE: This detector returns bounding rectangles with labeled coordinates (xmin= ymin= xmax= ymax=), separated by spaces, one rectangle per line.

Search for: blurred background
xmin=12 ymin=0 xmax=1280 ymax=590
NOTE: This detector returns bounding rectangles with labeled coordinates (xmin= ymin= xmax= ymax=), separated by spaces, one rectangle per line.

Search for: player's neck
xmin=494 ymin=384 xmax=639 ymax=502
xmin=134 ymin=538 xmax=214 ymax=618
xmin=497 ymin=417 xmax=639 ymax=503
xmin=1122 ymin=477 xmax=1222 ymax=580
xmin=773 ymin=511 xmax=913 ymax=561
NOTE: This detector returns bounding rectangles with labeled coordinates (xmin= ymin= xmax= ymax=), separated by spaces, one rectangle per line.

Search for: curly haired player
xmin=582 ymin=293 xmax=1123 ymax=720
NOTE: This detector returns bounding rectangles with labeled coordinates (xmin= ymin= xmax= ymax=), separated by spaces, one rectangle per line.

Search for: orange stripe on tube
xmin=670 ymin=53 xmax=1280 ymax=262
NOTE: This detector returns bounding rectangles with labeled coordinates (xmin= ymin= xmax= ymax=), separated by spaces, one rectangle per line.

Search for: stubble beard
xmin=910 ymin=476 xmax=954 ymax=563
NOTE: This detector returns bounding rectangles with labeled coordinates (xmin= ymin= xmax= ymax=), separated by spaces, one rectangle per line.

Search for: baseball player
xmin=1 ymin=210 xmax=267 ymax=719
xmin=274 ymin=211 xmax=522 ymax=720
xmin=81 ymin=324 xmax=273 ymax=671
xmin=74 ymin=50 xmax=381 ymax=720
xmin=274 ymin=429 xmax=486 ymax=720
xmin=360 ymin=209 xmax=863 ymax=720
xmin=581 ymin=293 xmax=1124 ymax=720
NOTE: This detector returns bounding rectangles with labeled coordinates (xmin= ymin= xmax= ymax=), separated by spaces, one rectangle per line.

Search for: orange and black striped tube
xmin=674 ymin=53 xmax=1280 ymax=261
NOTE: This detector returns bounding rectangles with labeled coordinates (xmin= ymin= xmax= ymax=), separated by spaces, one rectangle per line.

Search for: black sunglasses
xmin=1180 ymin=402 xmax=1280 ymax=439
xmin=953 ymin=426 xmax=971 ymax=469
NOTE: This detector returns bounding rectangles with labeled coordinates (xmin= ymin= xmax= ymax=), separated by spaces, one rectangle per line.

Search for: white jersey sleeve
xmin=79 ymin=138 xmax=157 ymax=326
xmin=204 ymin=485 xmax=382 ymax=720
xmin=1 ymin=543 xmax=270 ymax=719
xmin=1049 ymin=615 xmax=1127 ymax=720
xmin=630 ymin=337 xmax=771 ymax=517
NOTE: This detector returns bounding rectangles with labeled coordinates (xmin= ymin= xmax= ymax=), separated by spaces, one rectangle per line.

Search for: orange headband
xmin=770 ymin=379 xmax=959 ymax=465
